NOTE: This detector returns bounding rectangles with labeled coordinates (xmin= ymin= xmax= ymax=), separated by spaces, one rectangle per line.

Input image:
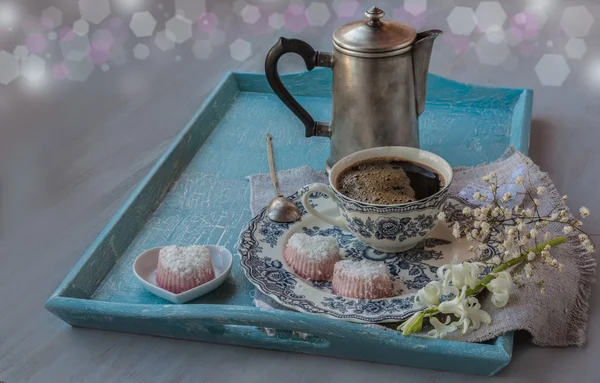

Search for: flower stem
xmin=465 ymin=236 xmax=568 ymax=296
xmin=415 ymin=236 xmax=568 ymax=320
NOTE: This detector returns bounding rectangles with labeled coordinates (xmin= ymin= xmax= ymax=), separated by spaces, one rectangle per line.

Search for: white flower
xmin=452 ymin=221 xmax=461 ymax=238
xmin=515 ymin=176 xmax=523 ymax=185
xmin=501 ymin=192 xmax=512 ymax=203
xmin=524 ymin=263 xmax=534 ymax=278
xmin=533 ymin=198 xmax=541 ymax=206
xmin=551 ymin=259 xmax=558 ymax=267
xmin=504 ymin=209 xmax=513 ymax=219
xmin=436 ymin=262 xmax=484 ymax=289
xmin=563 ymin=226 xmax=573 ymax=235
xmin=481 ymin=222 xmax=491 ymax=234
xmin=513 ymin=274 xmax=524 ymax=285
xmin=437 ymin=212 xmax=446 ymax=221
xmin=488 ymin=171 xmax=496 ymax=178
xmin=541 ymin=250 xmax=550 ymax=261
xmin=414 ymin=281 xmax=443 ymax=308
xmin=580 ymin=207 xmax=590 ymax=218
xmin=426 ymin=316 xmax=459 ymax=339
xmin=489 ymin=256 xmax=502 ymax=265
xmin=486 ymin=272 xmax=512 ymax=308
xmin=462 ymin=207 xmax=472 ymax=216
xmin=550 ymin=213 xmax=559 ymax=220
xmin=460 ymin=296 xmax=492 ymax=333
xmin=523 ymin=209 xmax=534 ymax=217
xmin=562 ymin=195 xmax=568 ymax=200
xmin=490 ymin=184 xmax=498 ymax=193
xmin=482 ymin=175 xmax=490 ymax=182
xmin=536 ymin=186 xmax=545 ymax=195
xmin=530 ymin=228 xmax=538 ymax=238
xmin=399 ymin=311 xmax=425 ymax=336
xmin=579 ymin=233 xmax=589 ymax=242
xmin=575 ymin=220 xmax=583 ymax=227
xmin=527 ymin=251 xmax=536 ymax=261
xmin=473 ymin=191 xmax=482 ymax=200
xmin=544 ymin=244 xmax=551 ymax=251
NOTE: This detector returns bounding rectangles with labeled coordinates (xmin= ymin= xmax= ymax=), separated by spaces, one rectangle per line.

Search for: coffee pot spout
xmin=412 ymin=29 xmax=442 ymax=116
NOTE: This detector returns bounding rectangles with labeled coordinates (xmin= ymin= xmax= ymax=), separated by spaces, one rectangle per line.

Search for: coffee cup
xmin=301 ymin=146 xmax=453 ymax=254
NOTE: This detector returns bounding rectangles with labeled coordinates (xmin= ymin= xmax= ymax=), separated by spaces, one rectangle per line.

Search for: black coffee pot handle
xmin=265 ymin=37 xmax=332 ymax=137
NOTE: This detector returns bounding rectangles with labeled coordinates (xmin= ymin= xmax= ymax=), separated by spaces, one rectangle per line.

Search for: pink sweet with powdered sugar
xmin=283 ymin=233 xmax=341 ymax=281
xmin=332 ymin=259 xmax=393 ymax=299
xmin=156 ymin=246 xmax=215 ymax=294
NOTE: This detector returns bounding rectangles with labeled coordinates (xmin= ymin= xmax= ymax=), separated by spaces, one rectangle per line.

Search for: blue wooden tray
xmin=46 ymin=68 xmax=532 ymax=376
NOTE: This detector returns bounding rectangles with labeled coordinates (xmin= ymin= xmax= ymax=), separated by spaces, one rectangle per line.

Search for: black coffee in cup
xmin=335 ymin=156 xmax=444 ymax=205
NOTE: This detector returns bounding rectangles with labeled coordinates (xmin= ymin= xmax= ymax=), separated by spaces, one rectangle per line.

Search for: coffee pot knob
xmin=365 ymin=6 xmax=384 ymax=26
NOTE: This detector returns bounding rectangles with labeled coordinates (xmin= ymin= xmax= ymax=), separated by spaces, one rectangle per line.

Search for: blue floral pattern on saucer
xmin=237 ymin=186 xmax=498 ymax=323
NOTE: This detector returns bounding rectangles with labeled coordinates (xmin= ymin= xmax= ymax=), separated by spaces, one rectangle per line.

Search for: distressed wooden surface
xmin=44 ymin=68 xmax=527 ymax=376
xmin=2 ymin=1 xmax=600 ymax=382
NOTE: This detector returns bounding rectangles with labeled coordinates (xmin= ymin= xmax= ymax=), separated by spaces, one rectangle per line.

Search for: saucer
xmin=238 ymin=186 xmax=498 ymax=323
xmin=133 ymin=245 xmax=233 ymax=304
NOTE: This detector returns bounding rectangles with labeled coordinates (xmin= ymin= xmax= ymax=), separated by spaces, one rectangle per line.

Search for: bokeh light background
xmin=1 ymin=0 xmax=599 ymax=244
xmin=0 ymin=0 xmax=598 ymax=88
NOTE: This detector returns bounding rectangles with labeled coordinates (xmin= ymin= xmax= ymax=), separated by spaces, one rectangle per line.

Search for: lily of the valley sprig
xmin=399 ymin=170 xmax=595 ymax=339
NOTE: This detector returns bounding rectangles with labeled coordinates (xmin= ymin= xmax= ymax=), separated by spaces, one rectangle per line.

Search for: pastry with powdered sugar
xmin=283 ymin=233 xmax=341 ymax=281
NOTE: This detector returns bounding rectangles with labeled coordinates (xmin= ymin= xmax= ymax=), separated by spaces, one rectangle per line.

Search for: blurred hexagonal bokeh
xmin=73 ymin=19 xmax=89 ymax=36
xmin=155 ymin=30 xmax=175 ymax=51
xmin=192 ymin=40 xmax=213 ymax=59
xmin=13 ymin=45 xmax=28 ymax=59
xmin=208 ymin=29 xmax=226 ymax=47
xmin=41 ymin=6 xmax=63 ymax=29
xmin=535 ymin=54 xmax=570 ymax=86
xmin=524 ymin=5 xmax=547 ymax=31
xmin=175 ymin=0 xmax=206 ymax=22
xmin=268 ymin=12 xmax=284 ymax=29
xmin=565 ymin=38 xmax=587 ymax=60
xmin=60 ymin=33 xmax=90 ymax=62
xmin=230 ymin=38 xmax=251 ymax=61
xmin=446 ymin=7 xmax=477 ymax=36
xmin=485 ymin=25 xmax=505 ymax=44
xmin=166 ymin=15 xmax=193 ymax=44
xmin=404 ymin=0 xmax=426 ymax=16
xmin=241 ymin=4 xmax=260 ymax=24
xmin=25 ymin=34 xmax=46 ymax=54
xmin=20 ymin=54 xmax=46 ymax=83
xmin=133 ymin=43 xmax=150 ymax=60
xmin=560 ymin=6 xmax=594 ymax=38
xmin=332 ymin=0 xmax=359 ymax=18
xmin=129 ymin=11 xmax=157 ymax=37
xmin=79 ymin=0 xmax=111 ymax=25
xmin=474 ymin=35 xmax=509 ymax=66
xmin=475 ymin=1 xmax=506 ymax=32
xmin=0 ymin=51 xmax=19 ymax=85
xmin=305 ymin=2 xmax=330 ymax=27
xmin=64 ymin=58 xmax=94 ymax=81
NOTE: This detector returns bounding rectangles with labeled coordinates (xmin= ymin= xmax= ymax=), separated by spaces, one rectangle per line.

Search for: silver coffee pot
xmin=265 ymin=6 xmax=442 ymax=170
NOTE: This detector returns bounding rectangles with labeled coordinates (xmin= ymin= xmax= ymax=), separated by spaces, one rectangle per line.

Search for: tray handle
xmin=265 ymin=37 xmax=332 ymax=138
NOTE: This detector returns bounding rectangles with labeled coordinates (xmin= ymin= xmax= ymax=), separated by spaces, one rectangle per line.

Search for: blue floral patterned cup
xmin=301 ymin=146 xmax=453 ymax=255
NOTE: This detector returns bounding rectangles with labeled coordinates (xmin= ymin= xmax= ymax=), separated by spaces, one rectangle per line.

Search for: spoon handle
xmin=266 ymin=134 xmax=280 ymax=196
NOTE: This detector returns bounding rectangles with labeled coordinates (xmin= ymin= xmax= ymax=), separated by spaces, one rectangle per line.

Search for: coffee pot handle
xmin=265 ymin=38 xmax=332 ymax=138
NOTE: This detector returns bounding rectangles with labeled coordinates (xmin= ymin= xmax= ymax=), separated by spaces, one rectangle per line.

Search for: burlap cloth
xmin=247 ymin=150 xmax=595 ymax=346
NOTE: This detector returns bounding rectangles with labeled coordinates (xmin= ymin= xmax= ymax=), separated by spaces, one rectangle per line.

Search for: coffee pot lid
xmin=333 ymin=6 xmax=417 ymax=54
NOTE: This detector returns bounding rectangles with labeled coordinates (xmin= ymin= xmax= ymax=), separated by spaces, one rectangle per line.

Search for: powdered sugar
xmin=287 ymin=233 xmax=339 ymax=260
xmin=334 ymin=259 xmax=389 ymax=280
xmin=158 ymin=245 xmax=213 ymax=277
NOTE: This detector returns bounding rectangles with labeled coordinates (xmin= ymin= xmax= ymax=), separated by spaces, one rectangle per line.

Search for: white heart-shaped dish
xmin=133 ymin=245 xmax=233 ymax=304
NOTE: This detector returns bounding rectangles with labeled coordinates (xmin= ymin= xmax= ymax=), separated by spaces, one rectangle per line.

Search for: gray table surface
xmin=1 ymin=0 xmax=599 ymax=382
